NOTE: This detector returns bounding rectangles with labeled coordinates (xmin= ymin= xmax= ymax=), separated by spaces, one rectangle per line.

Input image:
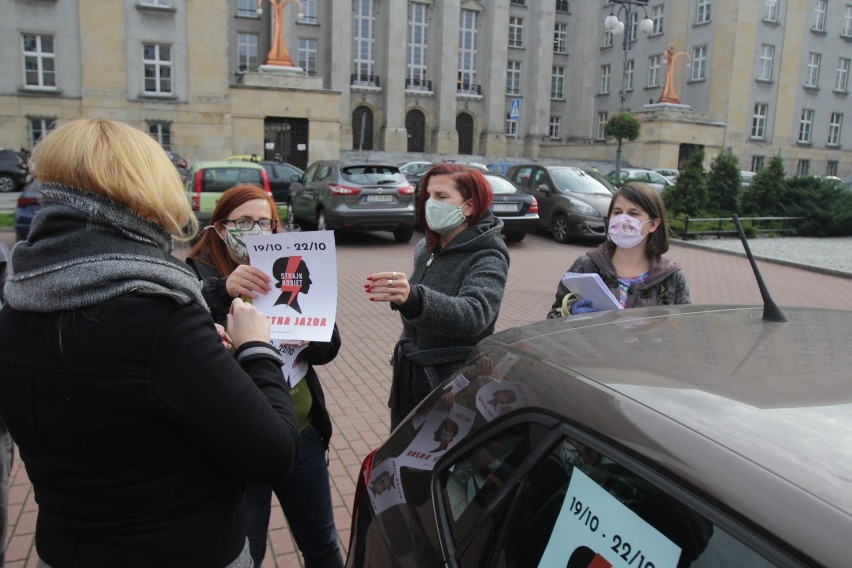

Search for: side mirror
xmin=290 ymin=174 xmax=300 ymax=182
xmin=536 ymin=184 xmax=550 ymax=194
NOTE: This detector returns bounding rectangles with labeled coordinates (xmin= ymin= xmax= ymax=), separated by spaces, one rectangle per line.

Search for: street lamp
xmin=603 ymin=0 xmax=653 ymax=183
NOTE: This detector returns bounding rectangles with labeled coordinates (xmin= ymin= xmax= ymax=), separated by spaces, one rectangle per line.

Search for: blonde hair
xmin=31 ymin=118 xmax=197 ymax=238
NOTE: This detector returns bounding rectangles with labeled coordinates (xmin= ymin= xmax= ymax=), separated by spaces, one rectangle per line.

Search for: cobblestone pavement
xmin=3 ymin=229 xmax=851 ymax=567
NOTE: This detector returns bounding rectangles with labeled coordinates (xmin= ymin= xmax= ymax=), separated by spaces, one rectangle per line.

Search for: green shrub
xmin=707 ymin=152 xmax=740 ymax=214
xmin=0 ymin=213 xmax=12 ymax=229
xmin=740 ymin=155 xmax=788 ymax=215
xmin=664 ymin=148 xmax=707 ymax=216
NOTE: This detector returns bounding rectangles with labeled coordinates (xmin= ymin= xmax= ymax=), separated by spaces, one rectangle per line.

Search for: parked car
xmin=0 ymin=148 xmax=30 ymax=193
xmin=606 ymin=168 xmax=673 ymax=193
xmin=346 ymin=303 xmax=852 ymax=568
xmin=397 ymin=161 xmax=433 ymax=177
xmin=289 ymin=160 xmax=416 ymax=242
xmin=184 ymin=160 xmax=271 ymax=225
xmin=486 ymin=162 xmax=518 ymax=176
xmin=506 ymin=165 xmax=613 ymax=243
xmin=225 ymin=156 xmax=304 ymax=204
xmin=740 ymin=171 xmax=757 ymax=188
xmin=13 ymin=180 xmax=40 ymax=241
xmin=653 ymin=167 xmax=680 ymax=183
xmin=165 ymin=150 xmax=189 ymax=181
xmin=482 ymin=173 xmax=539 ymax=243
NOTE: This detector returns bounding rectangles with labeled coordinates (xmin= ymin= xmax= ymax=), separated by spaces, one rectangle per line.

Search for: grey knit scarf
xmin=3 ymin=183 xmax=207 ymax=312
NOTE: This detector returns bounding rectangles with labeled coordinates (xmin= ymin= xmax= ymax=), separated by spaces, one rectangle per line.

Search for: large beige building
xmin=1 ymin=0 xmax=849 ymax=177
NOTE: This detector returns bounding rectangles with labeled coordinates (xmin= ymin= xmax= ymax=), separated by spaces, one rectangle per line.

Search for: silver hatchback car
xmin=289 ymin=160 xmax=416 ymax=242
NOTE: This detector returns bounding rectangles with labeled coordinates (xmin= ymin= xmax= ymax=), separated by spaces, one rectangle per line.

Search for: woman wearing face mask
xmin=546 ymin=182 xmax=690 ymax=318
xmin=365 ymin=163 xmax=510 ymax=429
xmin=186 ymin=185 xmax=344 ymax=568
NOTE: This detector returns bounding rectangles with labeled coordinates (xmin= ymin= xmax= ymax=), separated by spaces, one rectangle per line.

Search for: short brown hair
xmin=187 ymin=184 xmax=282 ymax=276
xmin=31 ymin=118 xmax=195 ymax=238
xmin=604 ymin=182 xmax=670 ymax=257
xmin=418 ymin=164 xmax=493 ymax=249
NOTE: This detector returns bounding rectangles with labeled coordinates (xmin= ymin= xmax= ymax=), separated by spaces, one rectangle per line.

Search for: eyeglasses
xmin=221 ymin=218 xmax=276 ymax=231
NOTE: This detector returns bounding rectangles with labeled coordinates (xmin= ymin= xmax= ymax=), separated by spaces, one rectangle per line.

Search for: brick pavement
xmin=3 ymin=230 xmax=851 ymax=567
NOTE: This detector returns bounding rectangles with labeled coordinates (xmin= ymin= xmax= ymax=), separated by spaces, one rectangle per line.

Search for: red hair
xmin=187 ymin=184 xmax=282 ymax=276
xmin=418 ymin=164 xmax=493 ymax=249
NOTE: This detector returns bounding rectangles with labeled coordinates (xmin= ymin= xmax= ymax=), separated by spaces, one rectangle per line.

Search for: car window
xmin=486 ymin=176 xmax=519 ymax=195
xmin=510 ymin=167 xmax=534 ymax=188
xmin=492 ymin=434 xmax=785 ymax=568
xmin=532 ymin=170 xmax=547 ymax=189
xmin=341 ymin=166 xmax=405 ymax=185
xmin=302 ymin=164 xmax=317 ymax=183
xmin=200 ymin=167 xmax=262 ymax=192
xmin=551 ymin=169 xmax=613 ymax=195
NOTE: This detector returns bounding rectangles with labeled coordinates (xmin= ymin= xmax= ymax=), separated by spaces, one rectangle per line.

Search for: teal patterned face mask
xmin=425 ymin=198 xmax=469 ymax=235
xmin=220 ymin=225 xmax=266 ymax=261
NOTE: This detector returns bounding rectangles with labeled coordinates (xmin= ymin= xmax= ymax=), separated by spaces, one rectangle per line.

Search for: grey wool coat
xmin=390 ymin=212 xmax=509 ymax=422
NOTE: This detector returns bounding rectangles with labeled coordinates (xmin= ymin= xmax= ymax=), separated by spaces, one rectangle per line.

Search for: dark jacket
xmin=547 ymin=246 xmax=691 ymax=318
xmin=187 ymin=256 xmax=338 ymax=448
xmin=391 ymin=212 xmax=509 ymax=414
xmin=0 ymin=295 xmax=300 ymax=568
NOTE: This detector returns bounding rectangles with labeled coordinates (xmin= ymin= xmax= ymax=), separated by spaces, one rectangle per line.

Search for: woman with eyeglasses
xmin=186 ymin=185 xmax=344 ymax=568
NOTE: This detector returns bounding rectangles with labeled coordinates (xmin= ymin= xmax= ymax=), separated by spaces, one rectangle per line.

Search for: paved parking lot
xmin=3 ymin=229 xmax=851 ymax=567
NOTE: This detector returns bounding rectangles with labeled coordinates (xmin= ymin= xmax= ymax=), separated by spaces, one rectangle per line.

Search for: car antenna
xmin=732 ymin=214 xmax=787 ymax=322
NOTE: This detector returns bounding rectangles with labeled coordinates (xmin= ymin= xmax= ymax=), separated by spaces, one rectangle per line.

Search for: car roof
xmin=472 ymin=305 xmax=852 ymax=565
xmin=191 ymin=160 xmax=264 ymax=169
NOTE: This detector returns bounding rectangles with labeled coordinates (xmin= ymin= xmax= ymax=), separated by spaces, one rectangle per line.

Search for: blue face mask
xmin=425 ymin=199 xmax=468 ymax=235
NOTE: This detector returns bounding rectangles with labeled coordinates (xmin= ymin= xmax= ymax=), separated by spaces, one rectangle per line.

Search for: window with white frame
xmin=458 ymin=9 xmax=478 ymax=91
xmin=507 ymin=61 xmax=521 ymax=95
xmin=813 ymin=0 xmax=827 ymax=31
xmin=22 ymin=34 xmax=56 ymax=89
xmin=147 ymin=120 xmax=172 ymax=150
xmin=751 ymin=155 xmax=765 ymax=171
xmin=806 ymin=52 xmax=821 ymax=88
xmin=764 ymin=0 xmax=779 ymax=22
xmin=597 ymin=112 xmax=608 ymax=139
xmin=552 ymin=65 xmax=565 ymax=99
xmin=796 ymin=159 xmax=810 ymax=175
xmin=140 ymin=0 xmax=171 ymax=6
xmin=758 ymin=44 xmax=775 ymax=81
xmin=603 ymin=29 xmax=613 ymax=48
xmin=827 ymin=112 xmax=843 ymax=146
xmin=237 ymin=0 xmax=257 ymax=17
xmin=354 ymin=0 xmax=376 ymax=82
xmin=600 ymin=65 xmax=611 ymax=94
xmin=29 ymin=117 xmax=55 ymax=148
xmin=624 ymin=59 xmax=634 ymax=91
xmin=506 ymin=117 xmax=518 ymax=136
xmin=237 ymin=33 xmax=258 ymax=72
xmin=696 ymin=0 xmax=711 ymax=24
xmin=837 ymin=58 xmax=850 ymax=92
xmin=554 ymin=23 xmax=568 ymax=54
xmin=691 ymin=45 xmax=707 ymax=80
xmin=751 ymin=103 xmax=768 ymax=139
xmin=843 ymin=4 xmax=852 ymax=36
xmin=509 ymin=17 xmax=524 ymax=48
xmin=798 ymin=109 xmax=814 ymax=143
xmin=627 ymin=12 xmax=638 ymax=44
xmin=143 ymin=43 xmax=172 ymax=94
xmin=301 ymin=0 xmax=318 ymax=24
xmin=298 ymin=38 xmax=317 ymax=76
xmin=648 ymin=55 xmax=661 ymax=87
xmin=407 ymin=2 xmax=428 ymax=88
xmin=549 ymin=116 xmax=560 ymax=139
xmin=652 ymin=5 xmax=664 ymax=34
xmin=827 ymin=160 xmax=839 ymax=176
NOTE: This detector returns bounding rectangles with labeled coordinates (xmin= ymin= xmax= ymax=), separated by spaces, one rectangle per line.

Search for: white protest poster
xmin=243 ymin=231 xmax=336 ymax=342
xmin=271 ymin=342 xmax=309 ymax=387
xmin=475 ymin=380 xmax=535 ymax=421
xmin=538 ymin=468 xmax=682 ymax=568
xmin=396 ymin=403 xmax=477 ymax=471
xmin=366 ymin=458 xmax=406 ymax=515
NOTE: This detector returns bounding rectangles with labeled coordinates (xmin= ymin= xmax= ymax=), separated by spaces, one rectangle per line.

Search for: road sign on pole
xmin=509 ymin=98 xmax=521 ymax=121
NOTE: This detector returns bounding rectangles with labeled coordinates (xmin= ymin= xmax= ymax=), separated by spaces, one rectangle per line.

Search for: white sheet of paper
xmin=243 ymin=231 xmax=337 ymax=342
xmin=273 ymin=341 xmax=309 ymax=388
xmin=560 ymin=272 xmax=623 ymax=311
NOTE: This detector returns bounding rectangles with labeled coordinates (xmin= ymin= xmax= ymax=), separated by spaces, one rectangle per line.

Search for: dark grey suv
xmin=507 ymin=164 xmax=613 ymax=243
xmin=0 ymin=149 xmax=30 ymax=193
xmin=289 ymin=160 xmax=416 ymax=242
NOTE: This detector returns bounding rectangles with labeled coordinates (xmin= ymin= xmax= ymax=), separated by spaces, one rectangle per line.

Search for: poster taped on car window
xmin=243 ymin=230 xmax=337 ymax=342
xmin=538 ymin=468 xmax=681 ymax=568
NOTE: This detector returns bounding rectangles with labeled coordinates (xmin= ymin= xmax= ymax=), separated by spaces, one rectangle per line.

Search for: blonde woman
xmin=0 ymin=119 xmax=300 ymax=568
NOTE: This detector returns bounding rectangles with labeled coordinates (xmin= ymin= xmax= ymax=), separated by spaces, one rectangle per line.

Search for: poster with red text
xmin=243 ymin=230 xmax=337 ymax=342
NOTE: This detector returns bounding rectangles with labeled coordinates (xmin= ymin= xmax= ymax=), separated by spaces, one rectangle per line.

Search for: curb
xmin=672 ymin=238 xmax=852 ymax=280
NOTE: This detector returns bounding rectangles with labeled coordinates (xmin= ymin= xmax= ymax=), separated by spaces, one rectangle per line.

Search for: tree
xmin=740 ymin=155 xmax=786 ymax=215
xmin=663 ymin=148 xmax=708 ymax=216
xmin=706 ymin=152 xmax=741 ymax=214
xmin=604 ymin=112 xmax=641 ymax=183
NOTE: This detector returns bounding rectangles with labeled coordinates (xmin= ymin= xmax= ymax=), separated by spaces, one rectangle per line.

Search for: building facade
xmin=0 ymin=0 xmax=849 ymax=178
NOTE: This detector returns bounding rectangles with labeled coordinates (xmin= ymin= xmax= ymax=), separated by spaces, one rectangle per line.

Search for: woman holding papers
xmin=0 ymin=119 xmax=300 ymax=567
xmin=365 ymin=163 xmax=510 ymax=429
xmin=187 ymin=185 xmax=344 ymax=568
xmin=547 ymin=182 xmax=690 ymax=318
